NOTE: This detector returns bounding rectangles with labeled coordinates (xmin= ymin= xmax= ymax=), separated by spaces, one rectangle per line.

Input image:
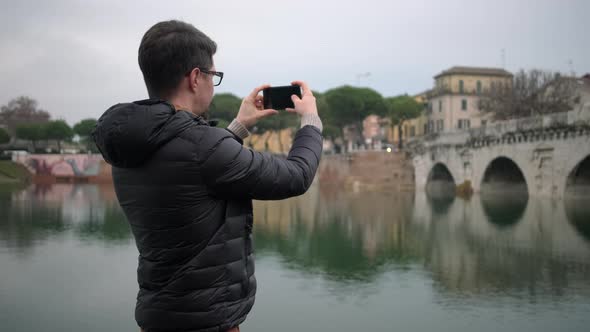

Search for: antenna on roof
xmin=567 ymin=59 xmax=575 ymax=76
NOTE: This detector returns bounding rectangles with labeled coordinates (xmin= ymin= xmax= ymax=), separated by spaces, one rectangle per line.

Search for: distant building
xmin=342 ymin=124 xmax=364 ymax=151
xmin=575 ymin=73 xmax=590 ymax=114
xmin=427 ymin=66 xmax=513 ymax=133
xmin=363 ymin=115 xmax=391 ymax=149
xmin=391 ymin=90 xmax=430 ymax=146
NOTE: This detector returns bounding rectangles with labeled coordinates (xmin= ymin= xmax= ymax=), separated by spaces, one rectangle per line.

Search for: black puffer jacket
xmin=92 ymin=99 xmax=322 ymax=332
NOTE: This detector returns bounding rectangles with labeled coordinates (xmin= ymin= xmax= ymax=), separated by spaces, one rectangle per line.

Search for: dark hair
xmin=138 ymin=20 xmax=217 ymax=99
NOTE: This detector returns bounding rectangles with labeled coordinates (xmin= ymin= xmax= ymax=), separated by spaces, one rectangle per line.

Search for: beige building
xmin=391 ymin=113 xmax=429 ymax=146
xmin=427 ymin=66 xmax=513 ymax=133
xmin=391 ymin=91 xmax=430 ymax=146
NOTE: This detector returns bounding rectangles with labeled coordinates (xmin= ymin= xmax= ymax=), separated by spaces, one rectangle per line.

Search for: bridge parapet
xmin=409 ymin=110 xmax=590 ymax=151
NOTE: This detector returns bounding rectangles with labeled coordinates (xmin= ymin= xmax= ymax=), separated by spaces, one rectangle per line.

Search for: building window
xmin=458 ymin=119 xmax=471 ymax=130
xmin=439 ymin=100 xmax=442 ymax=112
xmin=424 ymin=123 xmax=428 ymax=134
xmin=428 ymin=102 xmax=432 ymax=113
xmin=477 ymin=81 xmax=482 ymax=94
xmin=410 ymin=126 xmax=415 ymax=137
xmin=481 ymin=120 xmax=487 ymax=126
xmin=461 ymin=99 xmax=467 ymax=111
xmin=436 ymin=119 xmax=444 ymax=132
xmin=459 ymin=80 xmax=464 ymax=93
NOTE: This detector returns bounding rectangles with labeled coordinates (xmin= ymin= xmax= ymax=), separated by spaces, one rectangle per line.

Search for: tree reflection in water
xmin=253 ymin=188 xmax=420 ymax=284
xmin=2 ymin=183 xmax=590 ymax=301
xmin=253 ymin=184 xmax=590 ymax=299
xmin=0 ymin=184 xmax=130 ymax=255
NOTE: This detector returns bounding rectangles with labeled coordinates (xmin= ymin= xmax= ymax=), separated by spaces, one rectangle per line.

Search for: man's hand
xmin=236 ymin=84 xmax=278 ymax=129
xmin=286 ymin=81 xmax=318 ymax=116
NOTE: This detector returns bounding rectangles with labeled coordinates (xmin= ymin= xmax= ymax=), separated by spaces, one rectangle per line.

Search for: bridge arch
xmin=565 ymin=155 xmax=590 ymax=197
xmin=480 ymin=156 xmax=528 ymax=195
xmin=426 ymin=163 xmax=456 ymax=197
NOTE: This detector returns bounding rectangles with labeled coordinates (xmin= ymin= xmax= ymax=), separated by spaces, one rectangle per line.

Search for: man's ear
xmin=189 ymin=68 xmax=200 ymax=92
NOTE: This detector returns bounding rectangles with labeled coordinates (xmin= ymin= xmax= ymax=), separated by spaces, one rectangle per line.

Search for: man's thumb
xmin=291 ymin=94 xmax=301 ymax=104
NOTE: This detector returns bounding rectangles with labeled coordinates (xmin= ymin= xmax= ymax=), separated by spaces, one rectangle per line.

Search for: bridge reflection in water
xmin=253 ymin=183 xmax=590 ymax=296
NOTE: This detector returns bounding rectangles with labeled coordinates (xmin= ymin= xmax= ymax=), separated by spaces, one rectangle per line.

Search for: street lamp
xmin=355 ymin=72 xmax=371 ymax=86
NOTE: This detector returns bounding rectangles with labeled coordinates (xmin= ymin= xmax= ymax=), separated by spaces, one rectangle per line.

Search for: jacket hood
xmin=92 ymin=99 xmax=208 ymax=168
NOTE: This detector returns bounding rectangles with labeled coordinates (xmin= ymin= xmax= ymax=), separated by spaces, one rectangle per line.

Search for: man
xmin=92 ymin=20 xmax=323 ymax=332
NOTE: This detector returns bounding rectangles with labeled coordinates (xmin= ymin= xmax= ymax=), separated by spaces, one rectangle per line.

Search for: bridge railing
xmin=410 ymin=109 xmax=590 ymax=147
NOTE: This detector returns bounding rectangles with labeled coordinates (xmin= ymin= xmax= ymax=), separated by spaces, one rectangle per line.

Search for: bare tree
xmin=479 ymin=69 xmax=578 ymax=120
xmin=0 ymin=96 xmax=51 ymax=134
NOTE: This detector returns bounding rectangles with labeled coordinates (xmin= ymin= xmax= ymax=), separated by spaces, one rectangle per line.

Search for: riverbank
xmin=319 ymin=151 xmax=415 ymax=191
xmin=0 ymin=161 xmax=31 ymax=184
xmin=9 ymin=154 xmax=113 ymax=184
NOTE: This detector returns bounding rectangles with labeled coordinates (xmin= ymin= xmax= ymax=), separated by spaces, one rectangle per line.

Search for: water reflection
xmin=253 ymin=184 xmax=590 ymax=299
xmin=564 ymin=197 xmax=590 ymax=243
xmin=254 ymin=187 xmax=419 ymax=285
xmin=1 ymin=183 xmax=590 ymax=299
xmin=0 ymin=184 xmax=130 ymax=255
xmin=480 ymin=192 xmax=528 ymax=228
xmin=426 ymin=192 xmax=455 ymax=215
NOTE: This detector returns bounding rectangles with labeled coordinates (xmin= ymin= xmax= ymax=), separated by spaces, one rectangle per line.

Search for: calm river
xmin=1 ymin=183 xmax=589 ymax=331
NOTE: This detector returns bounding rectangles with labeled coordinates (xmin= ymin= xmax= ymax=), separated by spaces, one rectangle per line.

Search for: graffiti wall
xmin=14 ymin=154 xmax=112 ymax=182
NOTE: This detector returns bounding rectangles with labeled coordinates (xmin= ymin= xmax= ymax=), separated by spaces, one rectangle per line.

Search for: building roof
xmin=434 ymin=66 xmax=513 ymax=79
xmin=413 ymin=89 xmax=432 ymax=98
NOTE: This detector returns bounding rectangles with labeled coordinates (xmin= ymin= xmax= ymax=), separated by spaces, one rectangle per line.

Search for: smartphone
xmin=263 ymin=85 xmax=302 ymax=110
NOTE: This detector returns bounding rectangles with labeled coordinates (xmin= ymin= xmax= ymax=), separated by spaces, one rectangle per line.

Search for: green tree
xmin=356 ymin=87 xmax=388 ymax=117
xmin=386 ymin=95 xmax=423 ymax=150
xmin=73 ymin=118 xmax=98 ymax=152
xmin=16 ymin=123 xmax=45 ymax=151
xmin=315 ymin=92 xmax=339 ymax=139
xmin=45 ymin=120 xmax=73 ymax=152
xmin=214 ymin=118 xmax=230 ymax=129
xmin=209 ymin=93 xmax=241 ymax=122
xmin=323 ymin=86 xmax=387 ymax=149
xmin=254 ymin=111 xmax=299 ymax=133
xmin=0 ymin=127 xmax=10 ymax=156
xmin=73 ymin=118 xmax=97 ymax=137
xmin=324 ymin=86 xmax=363 ymax=129
xmin=0 ymin=128 xmax=10 ymax=145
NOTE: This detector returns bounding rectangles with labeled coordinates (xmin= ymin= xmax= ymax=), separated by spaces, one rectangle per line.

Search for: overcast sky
xmin=0 ymin=0 xmax=588 ymax=124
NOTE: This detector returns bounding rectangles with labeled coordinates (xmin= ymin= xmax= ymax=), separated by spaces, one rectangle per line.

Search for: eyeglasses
xmin=199 ymin=68 xmax=224 ymax=86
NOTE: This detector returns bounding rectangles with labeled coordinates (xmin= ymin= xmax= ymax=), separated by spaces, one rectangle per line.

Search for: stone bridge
xmin=411 ymin=110 xmax=590 ymax=198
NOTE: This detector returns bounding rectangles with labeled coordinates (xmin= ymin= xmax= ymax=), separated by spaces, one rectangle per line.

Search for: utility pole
xmin=567 ymin=59 xmax=575 ymax=76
